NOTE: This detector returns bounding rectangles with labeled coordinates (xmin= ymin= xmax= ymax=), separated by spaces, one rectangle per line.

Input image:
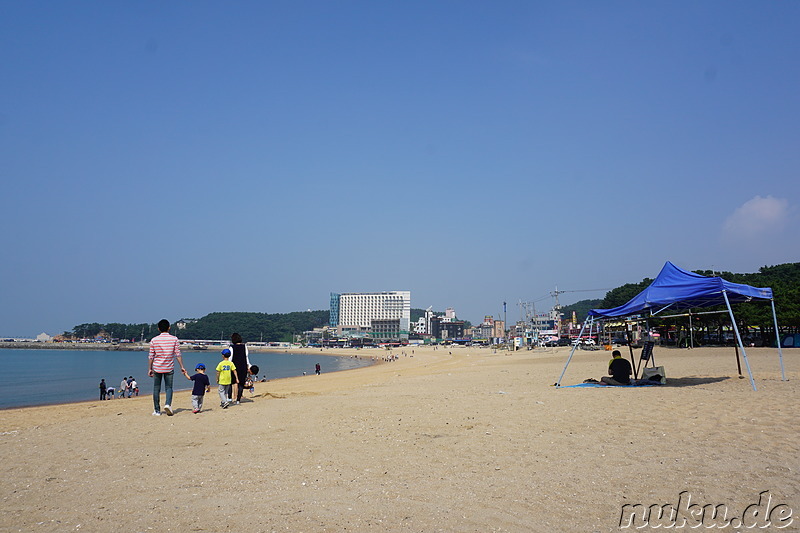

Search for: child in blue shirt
xmin=185 ymin=363 xmax=211 ymax=413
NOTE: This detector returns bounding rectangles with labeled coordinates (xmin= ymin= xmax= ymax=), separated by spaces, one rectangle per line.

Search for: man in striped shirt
xmin=148 ymin=319 xmax=188 ymax=416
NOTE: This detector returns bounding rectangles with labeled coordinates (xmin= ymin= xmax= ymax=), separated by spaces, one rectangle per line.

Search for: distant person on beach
xmin=106 ymin=385 xmax=115 ymax=399
xmin=601 ymin=350 xmax=633 ymax=386
xmin=185 ymin=363 xmax=211 ymax=414
xmin=148 ymin=319 xmax=188 ymax=416
xmin=216 ymin=348 xmax=237 ymax=409
xmin=99 ymin=379 xmax=107 ymax=400
xmin=229 ymin=333 xmax=251 ymax=405
xmin=130 ymin=377 xmax=138 ymax=397
xmin=120 ymin=377 xmax=129 ymax=398
xmin=315 ymin=362 xmax=321 ymax=375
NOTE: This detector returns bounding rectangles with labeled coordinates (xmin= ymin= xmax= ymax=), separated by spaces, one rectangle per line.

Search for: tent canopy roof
xmin=588 ymin=262 xmax=773 ymax=318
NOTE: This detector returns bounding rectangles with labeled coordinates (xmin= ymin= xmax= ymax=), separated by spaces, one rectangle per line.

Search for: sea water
xmin=0 ymin=349 xmax=373 ymax=409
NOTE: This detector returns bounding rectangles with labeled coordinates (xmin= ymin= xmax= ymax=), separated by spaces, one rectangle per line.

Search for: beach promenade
xmin=1 ymin=345 xmax=797 ymax=532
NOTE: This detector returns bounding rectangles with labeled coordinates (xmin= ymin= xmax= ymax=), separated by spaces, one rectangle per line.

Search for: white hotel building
xmin=330 ymin=291 xmax=411 ymax=341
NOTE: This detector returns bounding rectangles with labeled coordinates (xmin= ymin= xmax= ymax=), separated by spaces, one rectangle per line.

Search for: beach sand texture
xmin=1 ymin=346 xmax=798 ymax=532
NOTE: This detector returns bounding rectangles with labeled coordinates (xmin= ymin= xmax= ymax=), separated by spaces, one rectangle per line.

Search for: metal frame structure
xmin=556 ymin=292 xmax=786 ymax=392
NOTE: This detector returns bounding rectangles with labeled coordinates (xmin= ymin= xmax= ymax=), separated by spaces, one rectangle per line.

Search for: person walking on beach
xmin=148 ymin=319 xmax=188 ymax=416
xmin=120 ymin=377 xmax=129 ymax=398
xmin=99 ymin=379 xmax=107 ymax=401
xmin=315 ymin=362 xmax=321 ymax=375
xmin=216 ymin=348 xmax=237 ymax=409
xmin=229 ymin=333 xmax=251 ymax=405
xmin=185 ymin=363 xmax=211 ymax=414
xmin=130 ymin=377 xmax=138 ymax=397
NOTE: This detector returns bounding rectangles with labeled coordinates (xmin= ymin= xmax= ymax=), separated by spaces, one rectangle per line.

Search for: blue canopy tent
xmin=556 ymin=262 xmax=786 ymax=391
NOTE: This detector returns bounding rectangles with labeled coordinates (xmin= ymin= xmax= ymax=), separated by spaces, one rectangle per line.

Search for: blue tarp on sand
xmin=559 ymin=381 xmax=662 ymax=388
xmin=588 ymin=261 xmax=773 ymax=318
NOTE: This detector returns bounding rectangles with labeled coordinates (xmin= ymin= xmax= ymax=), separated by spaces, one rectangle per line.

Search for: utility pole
xmin=549 ymin=287 xmax=563 ymax=340
xmin=519 ymin=300 xmax=537 ymax=348
xmin=551 ymin=286 xmax=565 ymax=312
xmin=503 ymin=301 xmax=508 ymax=349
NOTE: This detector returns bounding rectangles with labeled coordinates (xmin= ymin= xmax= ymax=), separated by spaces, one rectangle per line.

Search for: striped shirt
xmin=149 ymin=332 xmax=182 ymax=373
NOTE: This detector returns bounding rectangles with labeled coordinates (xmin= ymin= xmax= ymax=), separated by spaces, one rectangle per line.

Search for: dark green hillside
xmin=66 ymin=311 xmax=330 ymax=343
xmin=559 ymin=299 xmax=603 ymax=323
xmin=176 ymin=311 xmax=330 ymax=342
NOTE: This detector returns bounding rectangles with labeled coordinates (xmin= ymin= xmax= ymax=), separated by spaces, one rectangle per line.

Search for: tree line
xmin=597 ymin=263 xmax=800 ymax=326
xmin=566 ymin=262 xmax=800 ymax=346
xmin=66 ymin=308 xmax=439 ymax=342
xmin=65 ymin=262 xmax=798 ymax=343
xmin=175 ymin=311 xmax=329 ymax=343
xmin=65 ymin=311 xmax=330 ymax=343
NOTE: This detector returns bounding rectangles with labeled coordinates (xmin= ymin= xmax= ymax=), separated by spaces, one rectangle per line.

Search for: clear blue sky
xmin=2 ymin=2 xmax=798 ymax=337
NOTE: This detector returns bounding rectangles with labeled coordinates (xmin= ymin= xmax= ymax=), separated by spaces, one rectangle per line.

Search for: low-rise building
xmin=430 ymin=316 xmax=465 ymax=341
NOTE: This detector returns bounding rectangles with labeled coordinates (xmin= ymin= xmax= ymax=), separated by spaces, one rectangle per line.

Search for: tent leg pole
xmin=723 ymin=291 xmax=756 ymax=391
xmin=771 ymin=299 xmax=786 ymax=381
xmin=556 ymin=317 xmax=590 ymax=387
xmin=629 ymin=344 xmax=639 ymax=380
xmin=734 ymin=343 xmax=743 ymax=377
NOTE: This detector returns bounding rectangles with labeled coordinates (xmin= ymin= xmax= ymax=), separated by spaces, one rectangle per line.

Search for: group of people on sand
xmin=98 ymin=376 xmax=138 ymax=400
xmin=147 ymin=320 xmax=260 ymax=416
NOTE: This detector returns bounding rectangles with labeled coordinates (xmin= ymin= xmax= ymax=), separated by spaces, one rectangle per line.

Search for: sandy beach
xmin=1 ymin=345 xmax=798 ymax=532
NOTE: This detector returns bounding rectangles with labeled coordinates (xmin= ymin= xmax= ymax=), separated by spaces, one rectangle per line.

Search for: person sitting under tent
xmin=601 ymin=350 xmax=632 ymax=386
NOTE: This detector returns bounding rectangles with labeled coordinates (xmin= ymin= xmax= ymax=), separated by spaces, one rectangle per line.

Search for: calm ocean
xmin=0 ymin=348 xmax=372 ymax=409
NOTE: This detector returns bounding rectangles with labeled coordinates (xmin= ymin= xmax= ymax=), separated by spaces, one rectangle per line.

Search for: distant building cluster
xmin=300 ymin=291 xmax=566 ymax=347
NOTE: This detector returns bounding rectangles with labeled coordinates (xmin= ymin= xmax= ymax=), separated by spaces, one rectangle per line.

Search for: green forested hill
xmin=67 ymin=310 xmax=330 ymax=343
xmin=597 ymin=263 xmax=800 ymax=328
xmin=559 ymin=299 xmax=604 ymax=323
xmin=175 ymin=311 xmax=329 ymax=342
xmin=593 ymin=263 xmax=800 ymax=348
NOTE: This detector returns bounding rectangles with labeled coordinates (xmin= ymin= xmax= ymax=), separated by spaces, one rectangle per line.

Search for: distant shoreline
xmin=0 ymin=340 xmax=389 ymax=359
xmin=0 ymin=345 xmax=381 ymax=410
xmin=0 ymin=341 xmax=146 ymax=351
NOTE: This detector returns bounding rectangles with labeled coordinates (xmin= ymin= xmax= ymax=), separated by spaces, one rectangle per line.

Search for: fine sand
xmin=1 ymin=345 xmax=798 ymax=532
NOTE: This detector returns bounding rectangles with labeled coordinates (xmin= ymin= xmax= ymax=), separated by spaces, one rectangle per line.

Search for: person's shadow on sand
xmin=663 ymin=376 xmax=730 ymax=387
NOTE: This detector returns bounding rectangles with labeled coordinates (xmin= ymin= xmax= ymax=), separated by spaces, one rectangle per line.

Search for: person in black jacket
xmin=601 ymin=350 xmax=632 ymax=386
xmin=229 ymin=332 xmax=251 ymax=404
